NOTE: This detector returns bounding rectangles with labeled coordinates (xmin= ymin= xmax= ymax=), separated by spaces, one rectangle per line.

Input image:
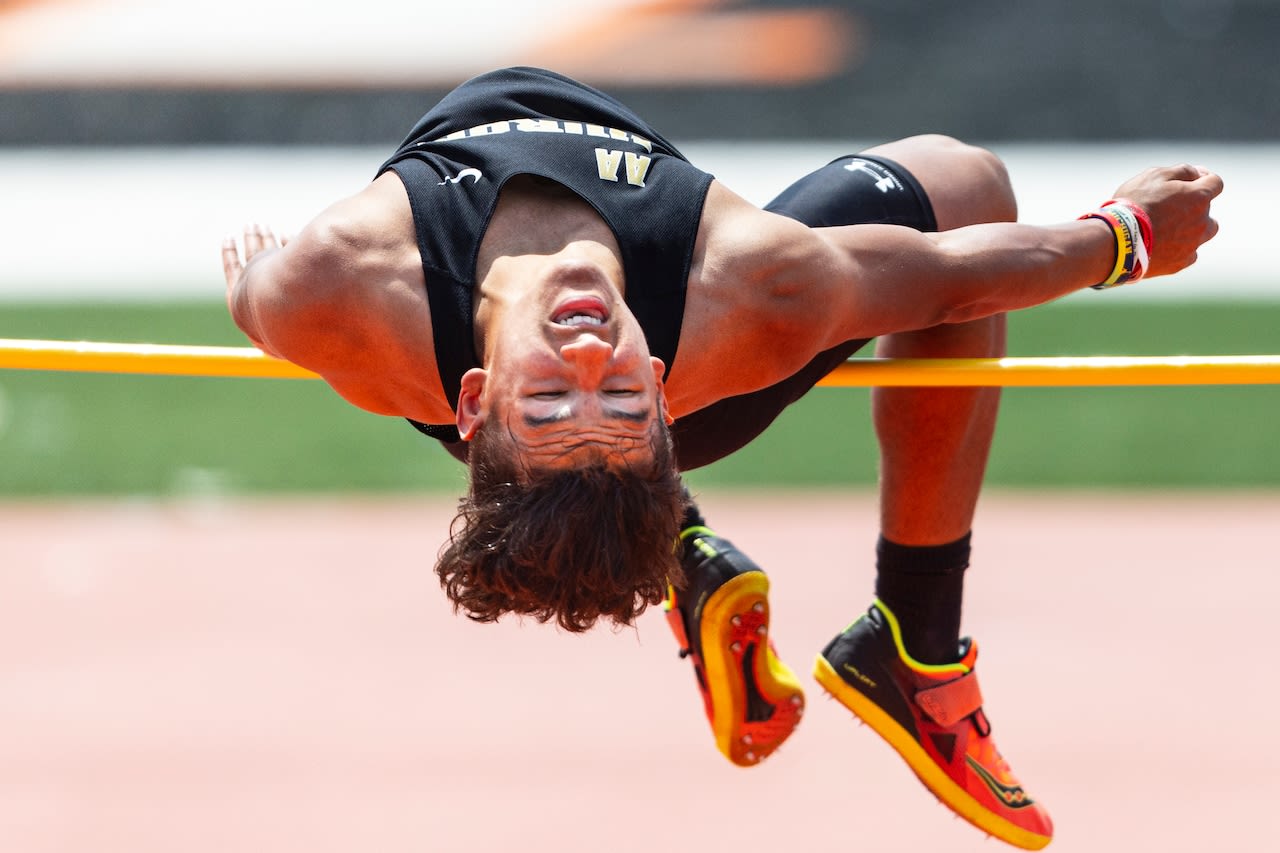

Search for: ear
xmin=650 ymin=357 xmax=675 ymax=426
xmin=455 ymin=367 xmax=488 ymax=441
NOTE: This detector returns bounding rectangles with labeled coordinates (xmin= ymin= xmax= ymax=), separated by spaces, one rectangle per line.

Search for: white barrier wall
xmin=0 ymin=143 xmax=1272 ymax=302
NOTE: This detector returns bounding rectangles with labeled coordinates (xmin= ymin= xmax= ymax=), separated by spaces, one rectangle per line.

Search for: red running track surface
xmin=1 ymin=491 xmax=1275 ymax=853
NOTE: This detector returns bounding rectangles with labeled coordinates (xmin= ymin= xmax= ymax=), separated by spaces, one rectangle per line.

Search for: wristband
xmin=1079 ymin=198 xmax=1154 ymax=289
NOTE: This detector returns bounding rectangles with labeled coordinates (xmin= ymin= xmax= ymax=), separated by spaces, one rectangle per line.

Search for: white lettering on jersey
xmin=595 ymin=149 xmax=652 ymax=187
xmin=623 ymin=152 xmax=652 ymax=187
xmin=431 ymin=118 xmax=653 ymax=152
xmin=514 ymin=118 xmax=564 ymax=134
xmin=595 ymin=148 xmax=625 ymax=182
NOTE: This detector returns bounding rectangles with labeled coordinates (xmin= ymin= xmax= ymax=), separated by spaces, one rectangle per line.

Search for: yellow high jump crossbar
xmin=3 ymin=338 xmax=1280 ymax=386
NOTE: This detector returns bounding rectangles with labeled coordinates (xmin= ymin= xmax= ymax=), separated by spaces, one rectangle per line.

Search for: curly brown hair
xmin=435 ymin=415 xmax=688 ymax=633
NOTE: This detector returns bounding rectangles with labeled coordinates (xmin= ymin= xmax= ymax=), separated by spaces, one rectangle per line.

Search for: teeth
xmin=561 ymin=313 xmax=604 ymax=327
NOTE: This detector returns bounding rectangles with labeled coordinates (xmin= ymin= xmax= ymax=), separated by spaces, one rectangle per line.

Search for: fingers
xmin=222 ymin=224 xmax=286 ymax=280
xmin=222 ymin=223 xmax=286 ymax=310
xmin=1203 ymin=215 xmax=1220 ymax=244
xmin=1162 ymin=163 xmax=1203 ymax=181
xmin=1195 ymin=169 xmax=1225 ymax=199
xmin=241 ymin=223 xmax=280 ymax=259
xmin=1162 ymin=163 xmax=1224 ymax=197
xmin=221 ymin=235 xmax=243 ymax=290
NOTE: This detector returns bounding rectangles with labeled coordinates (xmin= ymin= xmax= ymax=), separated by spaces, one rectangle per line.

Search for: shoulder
xmin=248 ymin=182 xmax=406 ymax=355
xmin=697 ymin=181 xmax=811 ymax=254
xmin=295 ymin=173 xmax=419 ymax=282
xmin=695 ymin=181 xmax=850 ymax=302
xmin=667 ymin=181 xmax=855 ymax=409
xmin=243 ymin=176 xmax=454 ymax=421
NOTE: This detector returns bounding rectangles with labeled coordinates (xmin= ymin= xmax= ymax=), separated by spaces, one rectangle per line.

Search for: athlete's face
xmin=455 ymin=259 xmax=672 ymax=473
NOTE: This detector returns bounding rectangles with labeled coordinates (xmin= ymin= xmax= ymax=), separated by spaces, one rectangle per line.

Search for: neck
xmin=474 ymin=177 xmax=624 ymax=359
xmin=478 ymin=176 xmax=618 ymax=273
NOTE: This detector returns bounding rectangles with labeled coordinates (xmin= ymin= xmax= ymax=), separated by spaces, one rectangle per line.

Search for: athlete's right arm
xmin=220 ymin=179 xmax=453 ymax=422
xmin=221 ymin=224 xmax=294 ymax=360
xmin=222 ymin=219 xmax=356 ymax=370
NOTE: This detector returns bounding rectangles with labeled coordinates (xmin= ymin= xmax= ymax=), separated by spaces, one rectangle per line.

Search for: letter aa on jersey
xmin=595 ymin=148 xmax=652 ymax=187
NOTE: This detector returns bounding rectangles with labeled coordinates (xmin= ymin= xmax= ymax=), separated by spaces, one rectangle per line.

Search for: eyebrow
xmin=522 ymin=407 xmax=651 ymax=428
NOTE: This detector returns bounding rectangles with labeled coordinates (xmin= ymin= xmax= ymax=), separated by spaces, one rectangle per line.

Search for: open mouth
xmin=552 ymin=296 xmax=609 ymax=327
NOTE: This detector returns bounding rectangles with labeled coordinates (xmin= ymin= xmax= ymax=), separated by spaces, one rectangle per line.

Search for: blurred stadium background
xmin=3 ymin=5 xmax=1280 ymax=853
xmin=2 ymin=0 xmax=1278 ymax=497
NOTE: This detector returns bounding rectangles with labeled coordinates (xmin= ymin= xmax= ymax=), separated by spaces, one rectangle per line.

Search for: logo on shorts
xmin=438 ymin=168 xmax=483 ymax=186
xmin=844 ymin=159 xmax=901 ymax=194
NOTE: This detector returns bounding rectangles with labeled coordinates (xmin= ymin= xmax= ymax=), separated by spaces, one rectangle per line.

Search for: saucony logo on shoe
xmin=967 ymin=756 xmax=1034 ymax=808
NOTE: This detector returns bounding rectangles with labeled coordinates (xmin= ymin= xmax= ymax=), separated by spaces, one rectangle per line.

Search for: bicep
xmin=811 ymin=223 xmax=960 ymax=340
xmin=701 ymin=181 xmax=956 ymax=339
xmin=719 ymin=216 xmax=958 ymax=346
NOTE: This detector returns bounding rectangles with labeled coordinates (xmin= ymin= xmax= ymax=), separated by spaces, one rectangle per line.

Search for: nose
xmin=560 ymin=335 xmax=613 ymax=387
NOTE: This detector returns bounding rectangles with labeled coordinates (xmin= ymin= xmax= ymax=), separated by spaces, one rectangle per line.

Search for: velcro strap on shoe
xmin=914 ymin=670 xmax=984 ymax=728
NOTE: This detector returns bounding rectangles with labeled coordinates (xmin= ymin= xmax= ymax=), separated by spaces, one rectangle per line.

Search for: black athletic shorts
xmin=670 ymin=153 xmax=937 ymax=471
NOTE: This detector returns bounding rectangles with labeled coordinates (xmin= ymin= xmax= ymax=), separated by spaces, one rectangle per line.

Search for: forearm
xmin=913 ymin=163 xmax=1222 ymax=326
xmin=821 ymin=217 xmax=1119 ymax=340
xmin=925 ymin=217 xmax=1118 ymax=322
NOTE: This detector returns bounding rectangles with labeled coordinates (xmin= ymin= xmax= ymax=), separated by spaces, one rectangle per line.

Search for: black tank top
xmin=375 ymin=67 xmax=714 ymax=440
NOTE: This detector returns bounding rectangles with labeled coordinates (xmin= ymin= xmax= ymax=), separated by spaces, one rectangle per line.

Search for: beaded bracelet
xmin=1079 ymin=198 xmax=1154 ymax=289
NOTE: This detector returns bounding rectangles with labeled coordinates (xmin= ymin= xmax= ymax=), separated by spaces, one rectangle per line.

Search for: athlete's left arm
xmin=750 ymin=164 xmax=1222 ymax=347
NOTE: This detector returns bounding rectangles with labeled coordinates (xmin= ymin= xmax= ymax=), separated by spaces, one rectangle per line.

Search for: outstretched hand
xmin=1111 ymin=165 xmax=1223 ymax=279
xmin=221 ymin=224 xmax=288 ymax=310
xmin=220 ymin=224 xmax=289 ymax=356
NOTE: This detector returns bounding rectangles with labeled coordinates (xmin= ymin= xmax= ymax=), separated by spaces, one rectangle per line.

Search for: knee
xmin=961 ymin=141 xmax=1017 ymax=224
xmin=874 ymin=134 xmax=1018 ymax=228
xmin=933 ymin=134 xmax=1016 ymax=224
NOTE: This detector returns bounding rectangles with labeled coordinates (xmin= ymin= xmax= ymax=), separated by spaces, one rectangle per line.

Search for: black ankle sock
xmin=873 ymin=532 xmax=971 ymax=665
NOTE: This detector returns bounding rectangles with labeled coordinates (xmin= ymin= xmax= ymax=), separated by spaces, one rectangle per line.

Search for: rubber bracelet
xmin=1079 ymin=199 xmax=1153 ymax=289
xmin=1106 ymin=197 xmax=1154 ymax=276
xmin=1081 ymin=208 xmax=1130 ymax=288
xmin=1103 ymin=200 xmax=1151 ymax=282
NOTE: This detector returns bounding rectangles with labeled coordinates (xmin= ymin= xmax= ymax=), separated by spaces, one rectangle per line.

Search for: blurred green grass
xmin=1 ymin=298 xmax=1278 ymax=496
